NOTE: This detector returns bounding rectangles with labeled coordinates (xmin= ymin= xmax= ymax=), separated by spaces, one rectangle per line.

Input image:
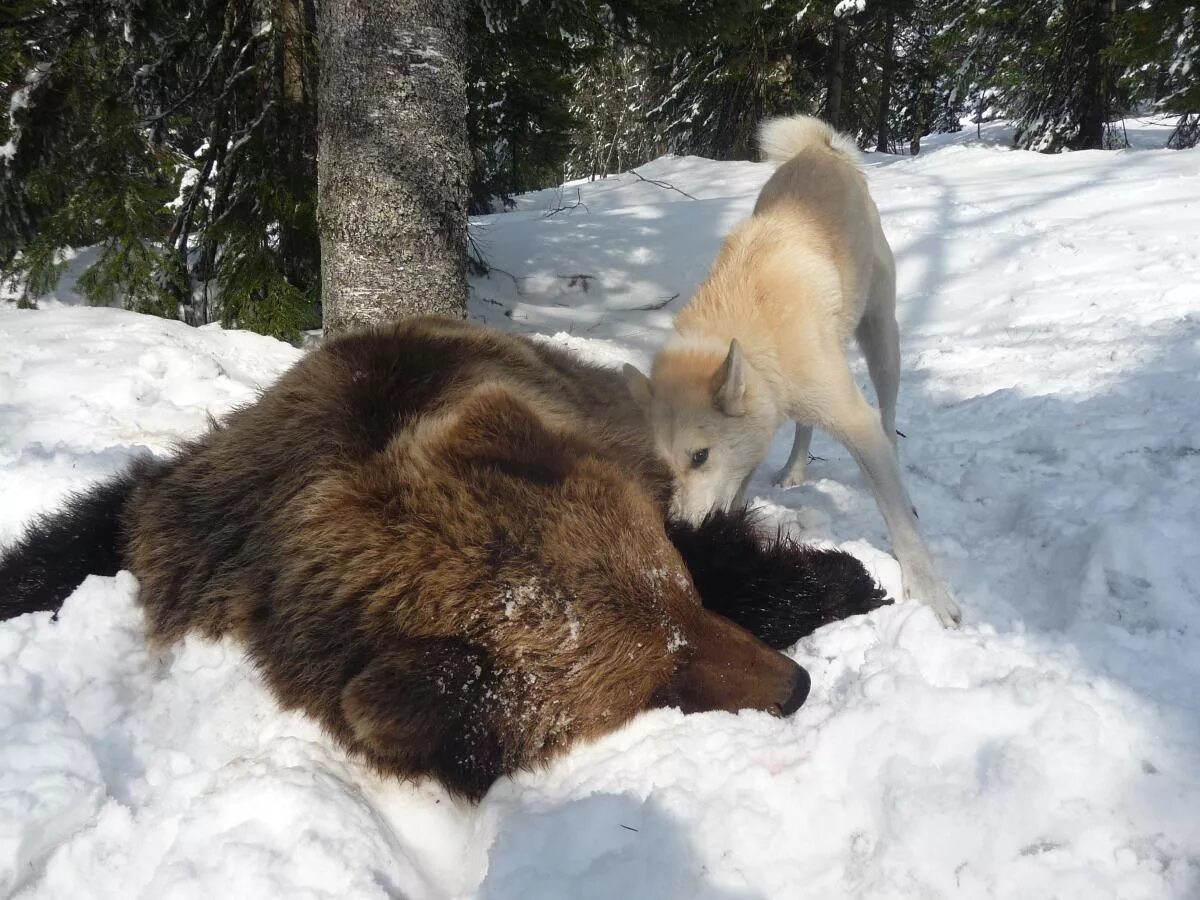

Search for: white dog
xmin=624 ymin=115 xmax=960 ymax=626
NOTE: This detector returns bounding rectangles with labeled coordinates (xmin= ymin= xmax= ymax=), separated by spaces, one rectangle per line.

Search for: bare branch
xmin=543 ymin=187 xmax=589 ymax=218
xmin=629 ymin=169 xmax=697 ymax=200
xmin=629 ymin=292 xmax=679 ymax=311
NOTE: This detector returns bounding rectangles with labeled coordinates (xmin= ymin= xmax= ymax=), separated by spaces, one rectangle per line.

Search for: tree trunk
xmin=318 ymin=0 xmax=470 ymax=334
xmin=277 ymin=0 xmax=320 ymax=304
xmin=875 ymin=0 xmax=895 ymax=153
xmin=1168 ymin=112 xmax=1200 ymax=150
xmin=604 ymin=101 xmax=628 ymax=177
xmin=1072 ymin=0 xmax=1112 ymax=150
xmin=280 ymin=0 xmax=306 ymax=106
xmin=825 ymin=14 xmax=847 ymax=129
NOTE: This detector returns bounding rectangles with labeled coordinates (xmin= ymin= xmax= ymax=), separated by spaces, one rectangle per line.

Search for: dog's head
xmin=625 ymin=338 xmax=779 ymax=524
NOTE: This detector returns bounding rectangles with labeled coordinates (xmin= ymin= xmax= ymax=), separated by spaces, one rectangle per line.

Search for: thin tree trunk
xmin=910 ymin=50 xmax=931 ymax=154
xmin=318 ymin=0 xmax=470 ymax=334
xmin=875 ymin=0 xmax=895 ymax=153
xmin=280 ymin=0 xmax=305 ymax=105
xmin=277 ymin=0 xmax=320 ymax=301
xmin=825 ymin=14 xmax=847 ymax=129
xmin=604 ymin=101 xmax=628 ymax=176
xmin=1072 ymin=0 xmax=1112 ymax=150
xmin=1168 ymin=112 xmax=1200 ymax=150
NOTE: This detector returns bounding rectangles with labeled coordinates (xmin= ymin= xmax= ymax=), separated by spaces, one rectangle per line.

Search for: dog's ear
xmin=622 ymin=363 xmax=653 ymax=409
xmin=712 ymin=339 xmax=746 ymax=417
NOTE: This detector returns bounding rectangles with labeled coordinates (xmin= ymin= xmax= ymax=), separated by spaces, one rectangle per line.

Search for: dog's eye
xmin=690 ymin=448 xmax=709 ymax=468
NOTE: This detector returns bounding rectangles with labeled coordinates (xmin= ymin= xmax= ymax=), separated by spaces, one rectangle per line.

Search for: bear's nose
xmin=777 ymin=665 xmax=811 ymax=717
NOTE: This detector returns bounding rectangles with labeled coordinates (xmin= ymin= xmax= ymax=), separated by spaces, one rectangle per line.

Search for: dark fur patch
xmin=668 ymin=509 xmax=891 ymax=650
xmin=340 ymin=637 xmax=506 ymax=801
xmin=0 ymin=458 xmax=164 ymax=620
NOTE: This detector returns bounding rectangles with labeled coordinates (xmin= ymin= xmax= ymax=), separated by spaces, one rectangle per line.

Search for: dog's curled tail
xmin=0 ymin=458 xmax=160 ymax=621
xmin=757 ymin=115 xmax=860 ymax=167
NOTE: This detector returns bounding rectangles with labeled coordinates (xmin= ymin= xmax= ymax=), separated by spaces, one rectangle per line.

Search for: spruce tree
xmin=5 ymin=0 xmax=1198 ymax=342
xmin=1 ymin=0 xmax=321 ymax=339
xmin=1113 ymin=0 xmax=1200 ymax=148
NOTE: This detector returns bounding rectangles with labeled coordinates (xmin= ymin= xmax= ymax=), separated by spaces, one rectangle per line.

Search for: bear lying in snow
xmin=0 ymin=317 xmax=887 ymax=799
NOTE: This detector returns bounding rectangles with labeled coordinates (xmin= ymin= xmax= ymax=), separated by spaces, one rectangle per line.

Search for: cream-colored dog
xmin=624 ymin=115 xmax=960 ymax=626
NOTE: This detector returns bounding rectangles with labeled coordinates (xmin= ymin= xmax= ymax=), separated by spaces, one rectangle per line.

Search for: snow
xmin=1 ymin=247 xmax=119 ymax=311
xmin=3 ymin=124 xmax=1200 ymax=897
xmin=1 ymin=64 xmax=50 ymax=163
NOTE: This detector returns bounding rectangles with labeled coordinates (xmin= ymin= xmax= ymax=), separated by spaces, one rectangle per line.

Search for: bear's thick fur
xmin=0 ymin=317 xmax=887 ymax=799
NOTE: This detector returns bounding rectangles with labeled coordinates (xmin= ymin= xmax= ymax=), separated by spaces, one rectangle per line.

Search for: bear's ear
xmin=622 ymin=364 xmax=653 ymax=410
xmin=340 ymin=637 xmax=508 ymax=801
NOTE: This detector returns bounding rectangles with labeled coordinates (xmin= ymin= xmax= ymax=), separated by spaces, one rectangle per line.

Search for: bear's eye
xmin=690 ymin=448 xmax=709 ymax=469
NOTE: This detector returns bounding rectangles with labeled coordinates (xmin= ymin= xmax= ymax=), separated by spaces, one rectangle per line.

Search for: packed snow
xmin=2 ymin=120 xmax=1199 ymax=898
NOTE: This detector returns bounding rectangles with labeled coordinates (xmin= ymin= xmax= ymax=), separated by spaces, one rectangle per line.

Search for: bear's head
xmin=333 ymin=385 xmax=811 ymax=800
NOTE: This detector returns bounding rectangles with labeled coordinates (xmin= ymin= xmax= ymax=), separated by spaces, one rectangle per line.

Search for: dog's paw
xmin=903 ymin=573 xmax=962 ymax=628
xmin=772 ymin=467 xmax=807 ymax=490
xmin=928 ymin=596 xmax=962 ymax=628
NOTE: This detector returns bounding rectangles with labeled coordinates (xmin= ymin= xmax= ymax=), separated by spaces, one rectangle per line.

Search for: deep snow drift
xmin=2 ymin=120 xmax=1199 ymax=898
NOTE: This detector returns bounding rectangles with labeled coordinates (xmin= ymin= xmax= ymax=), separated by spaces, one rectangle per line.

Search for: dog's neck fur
xmin=669 ymin=214 xmax=844 ymax=421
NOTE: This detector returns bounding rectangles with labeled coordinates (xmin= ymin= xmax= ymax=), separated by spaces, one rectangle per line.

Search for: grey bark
xmin=318 ymin=0 xmax=470 ymax=334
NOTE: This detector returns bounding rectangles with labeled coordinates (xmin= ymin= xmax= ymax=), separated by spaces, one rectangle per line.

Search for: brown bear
xmin=0 ymin=316 xmax=886 ymax=799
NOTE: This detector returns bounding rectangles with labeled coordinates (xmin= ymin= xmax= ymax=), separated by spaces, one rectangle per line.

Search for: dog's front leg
xmin=813 ymin=369 xmax=962 ymax=627
xmin=774 ymin=422 xmax=815 ymax=488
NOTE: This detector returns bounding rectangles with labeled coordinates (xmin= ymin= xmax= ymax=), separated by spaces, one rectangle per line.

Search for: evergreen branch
xmin=0 ymin=13 xmax=47 ymax=29
xmin=147 ymin=8 xmax=267 ymax=126
xmin=168 ymin=152 xmax=218 ymax=250
xmin=467 ymin=230 xmax=490 ymax=274
xmin=225 ymin=100 xmax=276 ymax=160
xmin=139 ymin=39 xmax=228 ymax=125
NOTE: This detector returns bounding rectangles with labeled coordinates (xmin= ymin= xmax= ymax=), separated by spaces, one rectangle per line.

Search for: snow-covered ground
xmin=2 ymin=123 xmax=1199 ymax=898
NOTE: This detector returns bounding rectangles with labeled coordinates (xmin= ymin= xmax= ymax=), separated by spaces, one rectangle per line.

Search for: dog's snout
xmin=778 ymin=664 xmax=810 ymax=717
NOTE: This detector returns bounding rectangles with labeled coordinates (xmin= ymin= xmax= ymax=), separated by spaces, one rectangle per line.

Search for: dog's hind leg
xmin=773 ymin=422 xmax=814 ymax=488
xmin=856 ymin=264 xmax=900 ymax=450
xmin=808 ymin=358 xmax=961 ymax=627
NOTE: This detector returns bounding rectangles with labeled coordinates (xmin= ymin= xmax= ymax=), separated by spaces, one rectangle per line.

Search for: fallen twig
xmin=486 ymin=265 xmax=525 ymax=294
xmin=630 ymin=292 xmax=679 ymax=311
xmin=556 ymin=273 xmax=594 ymax=292
xmin=629 ymin=169 xmax=698 ymax=200
xmin=543 ymin=187 xmax=589 ymax=218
